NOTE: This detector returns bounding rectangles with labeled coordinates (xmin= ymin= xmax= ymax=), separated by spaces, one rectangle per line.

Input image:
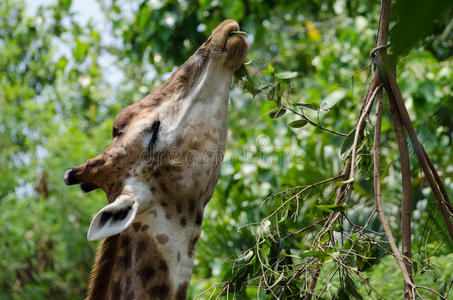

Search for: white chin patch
xmin=87 ymin=195 xmax=138 ymax=241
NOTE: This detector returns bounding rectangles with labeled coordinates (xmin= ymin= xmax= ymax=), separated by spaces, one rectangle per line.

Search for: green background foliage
xmin=1 ymin=0 xmax=452 ymax=298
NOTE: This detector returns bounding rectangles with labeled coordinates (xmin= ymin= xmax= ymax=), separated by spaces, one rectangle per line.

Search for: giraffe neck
xmin=85 ymin=205 xmax=202 ymax=300
xmin=84 ymin=60 xmax=230 ymax=300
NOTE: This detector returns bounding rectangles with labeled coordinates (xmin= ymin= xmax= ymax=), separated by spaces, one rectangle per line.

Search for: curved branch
xmin=348 ymin=84 xmax=383 ymax=182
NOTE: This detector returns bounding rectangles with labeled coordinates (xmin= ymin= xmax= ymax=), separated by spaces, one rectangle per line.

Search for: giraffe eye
xmin=147 ymin=121 xmax=161 ymax=152
xmin=112 ymin=126 xmax=124 ymax=138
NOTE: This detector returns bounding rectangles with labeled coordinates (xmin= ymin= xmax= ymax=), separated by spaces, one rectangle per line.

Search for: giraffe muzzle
xmin=63 ymin=167 xmax=100 ymax=192
xmin=63 ymin=168 xmax=79 ymax=185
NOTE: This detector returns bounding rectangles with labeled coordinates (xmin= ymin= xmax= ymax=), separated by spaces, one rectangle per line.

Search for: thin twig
xmin=277 ymin=266 xmax=306 ymax=300
xmin=415 ymin=285 xmax=447 ymax=300
xmin=348 ymin=83 xmax=383 ymax=182
xmin=283 ymin=105 xmax=348 ymax=136
xmin=421 ymin=147 xmax=453 ymax=215
xmin=285 ymin=218 xmax=328 ymax=240
xmin=266 ymin=175 xmax=344 ymax=220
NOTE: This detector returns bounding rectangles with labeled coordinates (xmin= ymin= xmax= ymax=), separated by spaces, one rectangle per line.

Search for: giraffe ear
xmin=87 ymin=195 xmax=138 ymax=241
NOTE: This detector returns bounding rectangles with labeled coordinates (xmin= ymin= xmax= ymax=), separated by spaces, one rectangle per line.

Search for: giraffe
xmin=63 ymin=20 xmax=248 ymax=299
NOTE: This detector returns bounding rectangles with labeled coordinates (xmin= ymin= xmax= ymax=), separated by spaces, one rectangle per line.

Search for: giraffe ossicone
xmin=64 ymin=19 xmax=248 ymax=299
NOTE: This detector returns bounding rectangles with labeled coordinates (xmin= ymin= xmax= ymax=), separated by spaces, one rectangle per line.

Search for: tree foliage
xmin=1 ymin=0 xmax=453 ymax=299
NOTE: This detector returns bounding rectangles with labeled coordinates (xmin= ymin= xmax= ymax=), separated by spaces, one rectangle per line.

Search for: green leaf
xmin=315 ymin=204 xmax=350 ymax=212
xmin=234 ymin=64 xmax=260 ymax=96
xmin=320 ymin=90 xmax=346 ymax=110
xmin=269 ymin=108 xmax=286 ymax=119
xmin=391 ymin=0 xmax=452 ymax=57
xmin=289 ymin=119 xmax=308 ymax=128
xmin=295 ymin=103 xmax=320 ymax=111
xmin=263 ymin=63 xmax=275 ymax=75
xmin=341 ymin=129 xmax=356 ymax=154
xmin=275 ymin=71 xmax=298 ymax=79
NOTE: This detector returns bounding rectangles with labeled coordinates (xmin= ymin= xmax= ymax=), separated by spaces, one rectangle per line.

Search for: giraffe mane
xmin=85 ymin=235 xmax=120 ymax=300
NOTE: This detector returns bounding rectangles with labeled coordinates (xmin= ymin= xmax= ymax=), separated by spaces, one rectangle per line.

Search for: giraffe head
xmin=63 ymin=20 xmax=248 ymax=241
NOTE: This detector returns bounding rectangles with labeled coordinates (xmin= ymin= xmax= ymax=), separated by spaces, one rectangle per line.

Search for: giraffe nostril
xmin=63 ymin=168 xmax=79 ymax=185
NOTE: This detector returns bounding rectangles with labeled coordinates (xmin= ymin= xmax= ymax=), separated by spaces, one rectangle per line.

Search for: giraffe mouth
xmin=225 ymin=31 xmax=247 ymax=51
xmin=80 ymin=182 xmax=99 ymax=192
xmin=208 ymin=20 xmax=247 ymax=54
xmin=223 ymin=29 xmax=248 ymax=70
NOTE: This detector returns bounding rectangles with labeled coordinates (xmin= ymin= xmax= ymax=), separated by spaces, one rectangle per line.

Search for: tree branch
xmin=348 ymin=84 xmax=383 ymax=182
xmin=376 ymin=54 xmax=453 ymax=241
xmin=374 ymin=90 xmax=415 ymax=299
xmin=388 ymin=89 xmax=413 ymax=297
xmin=305 ymin=264 xmax=321 ymax=300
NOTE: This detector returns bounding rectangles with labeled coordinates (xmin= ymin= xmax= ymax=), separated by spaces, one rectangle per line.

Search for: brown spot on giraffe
xmin=137 ymin=265 xmax=155 ymax=287
xmin=187 ymin=235 xmax=199 ymax=257
xmin=195 ymin=211 xmax=203 ymax=225
xmin=117 ymin=246 xmax=132 ymax=270
xmin=125 ymin=247 xmax=132 ymax=269
xmin=160 ymin=182 xmax=168 ymax=193
xmin=159 ymin=259 xmax=168 ymax=272
xmin=176 ymin=281 xmax=189 ymax=299
xmin=149 ymin=283 xmax=170 ymax=299
xmin=135 ymin=240 xmax=147 ymax=262
xmin=155 ymin=234 xmax=169 ymax=244
xmin=121 ymin=236 xmax=130 ymax=247
xmin=188 ymin=198 xmax=195 ymax=214
xmin=132 ymin=223 xmax=141 ymax=232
